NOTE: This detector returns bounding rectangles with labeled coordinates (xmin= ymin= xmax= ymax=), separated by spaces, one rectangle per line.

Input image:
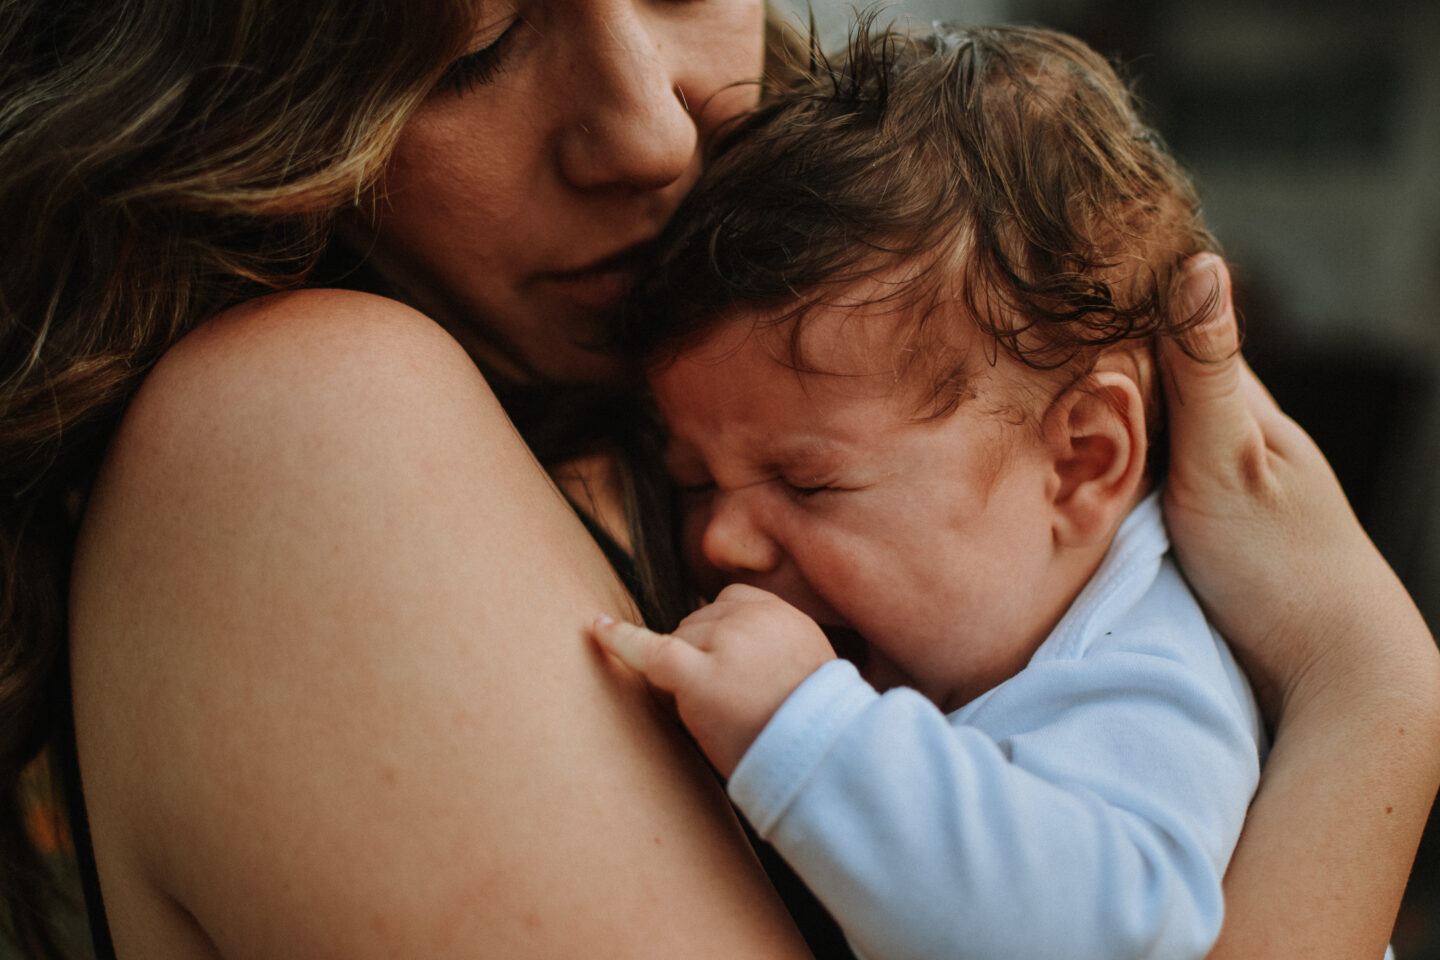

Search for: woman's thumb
xmin=1161 ymin=254 xmax=1250 ymax=462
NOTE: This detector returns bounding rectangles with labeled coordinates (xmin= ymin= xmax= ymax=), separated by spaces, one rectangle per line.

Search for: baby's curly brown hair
xmin=626 ymin=16 xmax=1221 ymax=419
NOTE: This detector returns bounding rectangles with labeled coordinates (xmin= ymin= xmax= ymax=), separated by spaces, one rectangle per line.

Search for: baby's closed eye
xmin=780 ymin=477 xmax=834 ymax=499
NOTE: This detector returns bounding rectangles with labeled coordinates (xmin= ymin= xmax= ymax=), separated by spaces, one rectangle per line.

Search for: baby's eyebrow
xmin=764 ymin=438 xmax=848 ymax=472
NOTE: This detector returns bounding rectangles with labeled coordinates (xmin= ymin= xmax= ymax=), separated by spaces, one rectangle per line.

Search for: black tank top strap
xmin=55 ymin=699 xmax=118 ymax=960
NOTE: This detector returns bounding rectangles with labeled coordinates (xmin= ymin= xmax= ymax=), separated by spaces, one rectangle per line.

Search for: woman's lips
xmin=538 ymin=267 xmax=637 ymax=311
xmin=539 ymin=238 xmax=657 ymax=311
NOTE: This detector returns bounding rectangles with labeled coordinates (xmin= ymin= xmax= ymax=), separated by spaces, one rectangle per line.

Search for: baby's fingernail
xmin=594 ymin=614 xmax=615 ymax=629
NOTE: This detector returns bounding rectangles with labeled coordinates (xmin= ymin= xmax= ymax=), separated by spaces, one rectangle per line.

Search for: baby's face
xmin=650 ymin=304 xmax=1081 ymax=710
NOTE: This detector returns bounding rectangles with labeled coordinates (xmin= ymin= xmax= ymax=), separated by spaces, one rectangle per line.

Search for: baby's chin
xmin=820 ymin=623 xmax=867 ymax=662
xmin=820 ymin=624 xmax=910 ymax=693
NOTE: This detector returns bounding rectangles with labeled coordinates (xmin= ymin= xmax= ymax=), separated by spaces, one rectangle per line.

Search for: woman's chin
xmin=512 ymin=305 xmax=643 ymax=386
xmin=479 ymin=320 xmax=639 ymax=386
xmin=534 ymin=346 xmax=637 ymax=387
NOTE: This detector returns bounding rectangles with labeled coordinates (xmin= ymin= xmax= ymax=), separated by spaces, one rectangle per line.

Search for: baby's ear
xmin=1040 ymin=364 xmax=1148 ymax=548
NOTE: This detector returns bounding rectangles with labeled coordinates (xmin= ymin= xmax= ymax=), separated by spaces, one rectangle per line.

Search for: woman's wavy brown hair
xmin=0 ymin=2 xmax=475 ymax=954
xmin=629 ymin=17 xmax=1221 ymax=417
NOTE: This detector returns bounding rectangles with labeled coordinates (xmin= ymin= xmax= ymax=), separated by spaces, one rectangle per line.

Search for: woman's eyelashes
xmin=437 ymin=19 xmax=520 ymax=95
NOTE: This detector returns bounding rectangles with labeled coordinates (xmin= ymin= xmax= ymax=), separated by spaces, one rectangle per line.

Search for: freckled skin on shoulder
xmin=68 ymin=289 xmax=809 ymax=960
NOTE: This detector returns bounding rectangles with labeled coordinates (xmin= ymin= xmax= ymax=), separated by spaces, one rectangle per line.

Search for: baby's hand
xmin=590 ymin=584 xmax=835 ymax=777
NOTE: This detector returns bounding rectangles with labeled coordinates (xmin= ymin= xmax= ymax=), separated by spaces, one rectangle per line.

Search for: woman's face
xmin=355 ymin=0 xmax=766 ymax=382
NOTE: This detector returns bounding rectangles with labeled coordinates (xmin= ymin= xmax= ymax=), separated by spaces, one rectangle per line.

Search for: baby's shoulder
xmin=1034 ymin=490 xmax=1216 ymax=671
xmin=1014 ymin=556 xmax=1263 ymax=744
xmin=1076 ymin=556 xmax=1216 ymax=664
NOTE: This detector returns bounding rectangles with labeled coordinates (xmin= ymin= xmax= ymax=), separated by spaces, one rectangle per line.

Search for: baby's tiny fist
xmin=590 ymin=615 xmax=708 ymax=698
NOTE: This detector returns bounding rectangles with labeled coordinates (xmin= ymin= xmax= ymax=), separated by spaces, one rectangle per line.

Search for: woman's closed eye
xmin=438 ymin=17 xmax=521 ymax=95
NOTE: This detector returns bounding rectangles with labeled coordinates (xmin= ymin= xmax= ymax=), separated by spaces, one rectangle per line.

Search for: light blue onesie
xmin=728 ymin=491 xmax=1266 ymax=960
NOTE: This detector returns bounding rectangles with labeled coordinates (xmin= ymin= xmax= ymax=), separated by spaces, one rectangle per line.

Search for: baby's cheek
xmin=680 ymin=507 xmax=726 ymax=598
xmin=856 ymin=644 xmax=915 ymax=693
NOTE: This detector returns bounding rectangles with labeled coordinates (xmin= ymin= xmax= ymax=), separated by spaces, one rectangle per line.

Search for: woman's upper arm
xmin=69 ymin=290 xmax=808 ymax=960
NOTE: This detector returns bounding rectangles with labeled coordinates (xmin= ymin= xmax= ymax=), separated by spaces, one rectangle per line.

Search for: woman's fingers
xmin=591 ymin=615 xmax=706 ymax=692
xmin=1236 ymin=356 xmax=1319 ymax=461
xmin=1162 ymin=254 xmax=1311 ymax=468
xmin=1160 ymin=254 xmax=1255 ymax=466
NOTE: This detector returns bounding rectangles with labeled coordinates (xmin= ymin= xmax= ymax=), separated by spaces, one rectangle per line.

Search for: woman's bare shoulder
xmin=134 ymin=288 xmax=489 ymax=439
xmin=184 ymin=287 xmax=466 ymax=363
xmin=95 ymin=288 xmax=517 ymax=556
xmin=70 ymin=290 xmax=807 ymax=960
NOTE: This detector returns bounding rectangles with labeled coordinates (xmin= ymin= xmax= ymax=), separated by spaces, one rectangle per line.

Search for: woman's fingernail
xmin=594 ymin=614 xmax=615 ymax=628
xmin=1180 ymin=253 xmax=1221 ymax=317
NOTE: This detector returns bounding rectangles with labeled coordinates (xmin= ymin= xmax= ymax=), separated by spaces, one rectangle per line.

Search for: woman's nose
xmin=700 ymin=493 xmax=781 ymax=576
xmin=557 ymin=17 xmax=698 ymax=192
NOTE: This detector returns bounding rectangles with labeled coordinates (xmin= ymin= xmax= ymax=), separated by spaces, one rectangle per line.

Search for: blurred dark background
xmin=786 ymin=0 xmax=1440 ymax=952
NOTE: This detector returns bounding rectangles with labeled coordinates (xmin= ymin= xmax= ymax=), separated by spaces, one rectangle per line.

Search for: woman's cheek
xmin=683 ymin=0 xmax=766 ymax=135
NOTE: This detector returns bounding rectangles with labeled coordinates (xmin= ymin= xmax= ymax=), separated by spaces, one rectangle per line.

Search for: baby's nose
xmin=700 ymin=495 xmax=781 ymax=576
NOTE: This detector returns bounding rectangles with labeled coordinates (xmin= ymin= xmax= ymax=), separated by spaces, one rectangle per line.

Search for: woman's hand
xmin=591 ymin=584 xmax=836 ymax=777
xmin=1160 ymin=254 xmax=1440 ymax=959
xmin=1162 ymin=253 xmax=1436 ymax=718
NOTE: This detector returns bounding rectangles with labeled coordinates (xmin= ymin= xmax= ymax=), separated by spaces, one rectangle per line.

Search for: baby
xmin=594 ymin=23 xmax=1264 ymax=960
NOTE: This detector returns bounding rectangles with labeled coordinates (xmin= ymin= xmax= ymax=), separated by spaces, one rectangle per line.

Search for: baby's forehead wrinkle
xmin=663 ymin=391 xmax=840 ymax=469
xmin=735 ymin=432 xmax=852 ymax=487
xmin=767 ymin=435 xmax=848 ymax=468
xmin=692 ymin=320 xmax=763 ymax=369
xmin=776 ymin=286 xmax=960 ymax=398
xmin=765 ymin=326 xmax=904 ymax=405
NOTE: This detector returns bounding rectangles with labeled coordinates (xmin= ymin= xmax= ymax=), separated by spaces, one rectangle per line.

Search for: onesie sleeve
xmin=728 ymin=654 xmax=1260 ymax=960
